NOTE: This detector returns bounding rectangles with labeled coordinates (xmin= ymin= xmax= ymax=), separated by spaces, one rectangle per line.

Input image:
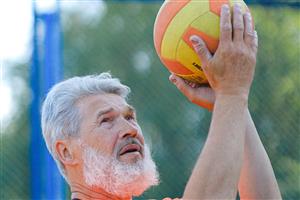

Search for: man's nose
xmin=118 ymin=118 xmax=138 ymax=139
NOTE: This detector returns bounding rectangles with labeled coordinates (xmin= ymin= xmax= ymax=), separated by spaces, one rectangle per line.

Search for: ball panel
xmin=161 ymin=1 xmax=209 ymax=60
xmin=161 ymin=57 xmax=194 ymax=75
xmin=153 ymin=0 xmax=191 ymax=55
xmin=190 ymin=11 xmax=220 ymax=40
xmin=210 ymin=0 xmax=229 ymax=16
xmin=182 ymin=26 xmax=219 ymax=56
xmin=176 ymin=39 xmax=204 ymax=74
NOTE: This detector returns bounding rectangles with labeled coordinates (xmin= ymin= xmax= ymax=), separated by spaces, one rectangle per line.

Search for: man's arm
xmin=170 ymin=77 xmax=282 ymax=200
xmin=183 ymin=95 xmax=248 ymax=199
xmin=170 ymin=3 xmax=257 ymax=199
xmin=178 ymin=4 xmax=258 ymax=199
xmin=169 ymin=8 xmax=281 ymax=195
xmin=170 ymin=78 xmax=282 ymax=200
xmin=238 ymin=110 xmax=282 ymax=199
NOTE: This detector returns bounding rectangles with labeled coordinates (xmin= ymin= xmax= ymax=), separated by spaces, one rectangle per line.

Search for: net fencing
xmin=1 ymin=1 xmax=299 ymax=199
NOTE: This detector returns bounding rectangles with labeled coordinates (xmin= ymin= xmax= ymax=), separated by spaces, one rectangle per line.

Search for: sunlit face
xmin=72 ymin=93 xmax=158 ymax=197
xmin=76 ymin=93 xmax=145 ymax=164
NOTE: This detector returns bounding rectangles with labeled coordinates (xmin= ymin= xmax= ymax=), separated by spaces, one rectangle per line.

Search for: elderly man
xmin=41 ymin=4 xmax=281 ymax=200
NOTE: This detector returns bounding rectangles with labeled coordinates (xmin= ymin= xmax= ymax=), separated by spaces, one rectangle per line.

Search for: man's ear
xmin=54 ymin=140 xmax=79 ymax=166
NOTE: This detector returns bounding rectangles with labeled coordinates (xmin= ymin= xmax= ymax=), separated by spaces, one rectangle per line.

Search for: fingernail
xmin=234 ymin=3 xmax=241 ymax=8
xmin=169 ymin=75 xmax=176 ymax=83
xmin=222 ymin=4 xmax=229 ymax=10
xmin=190 ymin=35 xmax=204 ymax=47
xmin=189 ymin=35 xmax=200 ymax=45
xmin=221 ymin=4 xmax=229 ymax=13
xmin=234 ymin=3 xmax=242 ymax=12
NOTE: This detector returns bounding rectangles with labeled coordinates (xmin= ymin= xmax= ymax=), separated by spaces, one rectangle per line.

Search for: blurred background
xmin=0 ymin=0 xmax=299 ymax=199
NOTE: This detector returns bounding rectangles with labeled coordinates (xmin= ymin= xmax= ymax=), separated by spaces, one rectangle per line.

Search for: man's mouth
xmin=119 ymin=143 xmax=142 ymax=156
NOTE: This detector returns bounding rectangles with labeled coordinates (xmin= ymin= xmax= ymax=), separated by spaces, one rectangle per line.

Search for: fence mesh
xmin=1 ymin=1 xmax=299 ymax=199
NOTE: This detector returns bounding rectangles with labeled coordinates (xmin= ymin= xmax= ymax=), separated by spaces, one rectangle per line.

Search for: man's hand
xmin=191 ymin=4 xmax=258 ymax=97
xmin=169 ymin=74 xmax=215 ymax=110
xmin=170 ymin=3 xmax=258 ymax=108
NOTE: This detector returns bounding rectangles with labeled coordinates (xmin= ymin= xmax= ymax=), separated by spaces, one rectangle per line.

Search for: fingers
xmin=184 ymin=79 xmax=200 ymax=88
xmin=252 ymin=31 xmax=258 ymax=53
xmin=219 ymin=3 xmax=258 ymax=53
xmin=243 ymin=12 xmax=253 ymax=39
xmin=244 ymin=12 xmax=258 ymax=53
xmin=189 ymin=35 xmax=212 ymax=69
xmin=169 ymin=74 xmax=194 ymax=98
xmin=233 ymin=3 xmax=244 ymax=42
xmin=169 ymin=74 xmax=215 ymax=111
xmin=219 ymin=4 xmax=232 ymax=45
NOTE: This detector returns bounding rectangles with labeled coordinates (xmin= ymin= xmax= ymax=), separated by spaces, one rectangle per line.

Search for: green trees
xmin=62 ymin=3 xmax=300 ymax=198
xmin=2 ymin=2 xmax=299 ymax=199
xmin=250 ymin=6 xmax=300 ymax=198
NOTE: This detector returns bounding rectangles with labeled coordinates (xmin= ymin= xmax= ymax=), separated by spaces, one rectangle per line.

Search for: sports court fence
xmin=1 ymin=1 xmax=299 ymax=199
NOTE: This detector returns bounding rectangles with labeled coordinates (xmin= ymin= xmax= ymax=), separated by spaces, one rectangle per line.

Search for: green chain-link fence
xmin=1 ymin=1 xmax=299 ymax=199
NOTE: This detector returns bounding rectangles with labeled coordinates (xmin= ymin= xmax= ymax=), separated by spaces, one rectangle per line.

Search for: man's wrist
xmin=215 ymin=93 xmax=249 ymax=107
xmin=215 ymin=86 xmax=250 ymax=98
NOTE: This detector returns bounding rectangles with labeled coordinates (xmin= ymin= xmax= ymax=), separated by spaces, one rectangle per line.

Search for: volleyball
xmin=154 ymin=0 xmax=249 ymax=84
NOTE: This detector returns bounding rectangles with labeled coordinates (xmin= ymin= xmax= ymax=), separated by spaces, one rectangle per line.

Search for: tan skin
xmin=170 ymin=3 xmax=281 ymax=200
xmin=54 ymin=94 xmax=145 ymax=200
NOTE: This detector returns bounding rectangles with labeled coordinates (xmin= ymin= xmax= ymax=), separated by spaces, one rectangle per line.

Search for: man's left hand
xmin=169 ymin=74 xmax=215 ymax=111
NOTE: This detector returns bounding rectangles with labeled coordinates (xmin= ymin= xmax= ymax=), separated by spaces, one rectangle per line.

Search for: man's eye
xmin=125 ymin=115 xmax=135 ymax=121
xmin=101 ymin=117 xmax=112 ymax=124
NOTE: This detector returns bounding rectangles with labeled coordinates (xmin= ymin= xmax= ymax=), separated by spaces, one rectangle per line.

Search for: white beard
xmin=82 ymin=144 xmax=159 ymax=198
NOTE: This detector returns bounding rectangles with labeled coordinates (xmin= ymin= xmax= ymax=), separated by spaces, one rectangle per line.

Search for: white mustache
xmin=116 ymin=137 xmax=144 ymax=156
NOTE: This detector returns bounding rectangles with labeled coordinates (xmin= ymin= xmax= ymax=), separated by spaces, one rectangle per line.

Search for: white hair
xmin=41 ymin=72 xmax=130 ymax=180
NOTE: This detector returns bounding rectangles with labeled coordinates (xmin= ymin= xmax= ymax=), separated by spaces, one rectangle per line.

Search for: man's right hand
xmin=191 ymin=4 xmax=258 ymax=97
xmin=171 ymin=4 xmax=258 ymax=104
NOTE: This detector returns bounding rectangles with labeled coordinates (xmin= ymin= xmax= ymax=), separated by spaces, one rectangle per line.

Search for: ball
xmin=154 ymin=0 xmax=249 ymax=84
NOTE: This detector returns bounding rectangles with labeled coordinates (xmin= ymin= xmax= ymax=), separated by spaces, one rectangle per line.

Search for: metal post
xmin=30 ymin=1 xmax=65 ymax=199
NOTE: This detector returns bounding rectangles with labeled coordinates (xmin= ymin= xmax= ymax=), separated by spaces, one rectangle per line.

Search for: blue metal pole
xmin=30 ymin=1 xmax=65 ymax=199
xmin=40 ymin=10 xmax=65 ymax=199
xmin=30 ymin=4 xmax=42 ymax=199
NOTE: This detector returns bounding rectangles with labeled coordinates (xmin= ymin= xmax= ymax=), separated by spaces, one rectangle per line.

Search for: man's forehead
xmin=77 ymin=93 xmax=132 ymax=112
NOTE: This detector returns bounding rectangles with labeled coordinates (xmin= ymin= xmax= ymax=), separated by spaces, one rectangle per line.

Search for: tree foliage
xmin=1 ymin=2 xmax=299 ymax=199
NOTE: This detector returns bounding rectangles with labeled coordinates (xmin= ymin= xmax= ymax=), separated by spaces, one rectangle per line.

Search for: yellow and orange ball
xmin=154 ymin=0 xmax=249 ymax=84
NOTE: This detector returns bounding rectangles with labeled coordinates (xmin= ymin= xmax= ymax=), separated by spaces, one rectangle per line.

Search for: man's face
xmin=77 ymin=93 xmax=145 ymax=164
xmin=72 ymin=93 xmax=158 ymax=197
